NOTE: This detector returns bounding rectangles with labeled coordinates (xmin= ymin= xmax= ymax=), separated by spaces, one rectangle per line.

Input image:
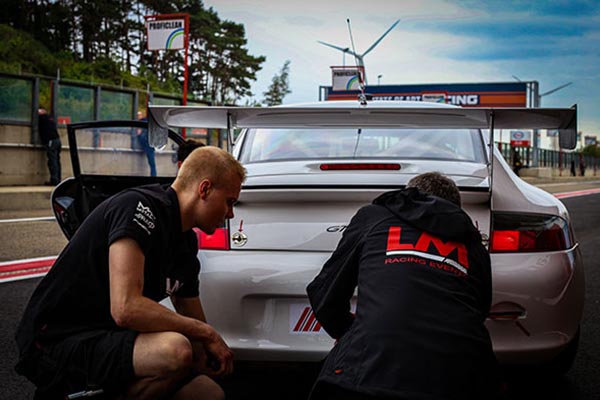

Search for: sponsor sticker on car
xmin=289 ymin=302 xmax=357 ymax=335
xmin=289 ymin=304 xmax=323 ymax=334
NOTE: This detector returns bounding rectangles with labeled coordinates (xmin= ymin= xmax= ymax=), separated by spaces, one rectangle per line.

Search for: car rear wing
xmin=148 ymin=104 xmax=577 ymax=151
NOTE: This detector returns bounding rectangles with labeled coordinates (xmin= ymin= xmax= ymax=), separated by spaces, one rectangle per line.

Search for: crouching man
xmin=307 ymin=172 xmax=501 ymax=400
xmin=15 ymin=146 xmax=245 ymax=399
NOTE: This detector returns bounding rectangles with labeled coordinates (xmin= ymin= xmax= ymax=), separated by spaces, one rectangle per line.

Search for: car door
xmin=51 ymin=120 xmax=185 ymax=239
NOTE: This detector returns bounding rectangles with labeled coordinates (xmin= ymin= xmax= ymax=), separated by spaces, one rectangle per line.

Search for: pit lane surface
xmin=1 ymin=192 xmax=599 ymax=399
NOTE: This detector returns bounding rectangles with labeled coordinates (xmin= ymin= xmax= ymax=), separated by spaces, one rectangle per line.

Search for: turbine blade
xmin=317 ymin=40 xmax=355 ymax=55
xmin=540 ymin=82 xmax=573 ymax=97
xmin=362 ymin=19 xmax=400 ymax=56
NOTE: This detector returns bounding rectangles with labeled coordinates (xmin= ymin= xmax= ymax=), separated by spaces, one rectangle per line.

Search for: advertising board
xmin=323 ymin=82 xmax=528 ymax=108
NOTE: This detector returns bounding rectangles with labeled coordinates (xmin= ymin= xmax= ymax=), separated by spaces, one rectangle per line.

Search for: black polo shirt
xmin=16 ymin=184 xmax=199 ymax=355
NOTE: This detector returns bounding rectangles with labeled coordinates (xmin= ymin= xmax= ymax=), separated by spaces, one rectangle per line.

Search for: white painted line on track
xmin=0 ymin=216 xmax=55 ymax=223
xmin=536 ymin=180 xmax=600 ymax=187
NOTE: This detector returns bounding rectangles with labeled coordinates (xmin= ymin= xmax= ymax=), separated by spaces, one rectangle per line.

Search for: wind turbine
xmin=318 ymin=19 xmax=400 ymax=85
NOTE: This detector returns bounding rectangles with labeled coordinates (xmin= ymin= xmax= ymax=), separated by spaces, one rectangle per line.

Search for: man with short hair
xmin=16 ymin=146 xmax=245 ymax=400
xmin=307 ymin=172 xmax=500 ymax=400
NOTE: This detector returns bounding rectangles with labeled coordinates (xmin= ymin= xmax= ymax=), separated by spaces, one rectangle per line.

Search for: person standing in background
xmin=38 ymin=107 xmax=61 ymax=185
xmin=137 ymin=110 xmax=157 ymax=177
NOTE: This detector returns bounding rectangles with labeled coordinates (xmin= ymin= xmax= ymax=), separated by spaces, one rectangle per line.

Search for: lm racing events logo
xmin=385 ymin=226 xmax=470 ymax=276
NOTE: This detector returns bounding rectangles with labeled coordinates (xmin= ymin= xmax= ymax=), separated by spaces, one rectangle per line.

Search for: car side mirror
xmin=148 ymin=111 xmax=169 ymax=149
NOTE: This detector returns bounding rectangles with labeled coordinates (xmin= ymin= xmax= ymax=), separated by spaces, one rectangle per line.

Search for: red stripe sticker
xmin=293 ymin=306 xmax=311 ymax=332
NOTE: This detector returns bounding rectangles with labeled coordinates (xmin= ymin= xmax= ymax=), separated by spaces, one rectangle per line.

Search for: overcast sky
xmin=203 ymin=0 xmax=600 ymax=136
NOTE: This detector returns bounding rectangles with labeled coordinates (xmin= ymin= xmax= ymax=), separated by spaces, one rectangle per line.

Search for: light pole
xmin=377 ymin=74 xmax=383 ymax=85
xmin=513 ymin=76 xmax=573 ymax=167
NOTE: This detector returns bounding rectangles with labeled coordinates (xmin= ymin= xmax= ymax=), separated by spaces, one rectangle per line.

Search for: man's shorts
xmin=23 ymin=329 xmax=138 ymax=398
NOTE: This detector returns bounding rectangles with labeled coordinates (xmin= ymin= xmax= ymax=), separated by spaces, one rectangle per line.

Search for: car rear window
xmin=239 ymin=128 xmax=486 ymax=164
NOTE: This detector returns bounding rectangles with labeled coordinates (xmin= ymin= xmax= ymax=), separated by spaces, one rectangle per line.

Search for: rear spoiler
xmin=148 ymin=104 xmax=577 ymax=150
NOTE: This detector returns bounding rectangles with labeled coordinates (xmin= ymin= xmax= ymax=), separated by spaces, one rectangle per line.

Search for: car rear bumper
xmin=487 ymin=246 xmax=584 ymax=364
xmin=198 ymin=246 xmax=584 ymax=364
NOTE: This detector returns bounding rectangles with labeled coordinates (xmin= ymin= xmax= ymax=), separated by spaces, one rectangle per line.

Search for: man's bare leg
xmin=171 ymin=340 xmax=225 ymax=400
xmin=119 ymin=331 xmax=193 ymax=399
xmin=173 ymin=375 xmax=225 ymax=400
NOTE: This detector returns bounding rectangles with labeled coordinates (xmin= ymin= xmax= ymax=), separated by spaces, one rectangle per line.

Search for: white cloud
xmin=204 ymin=0 xmax=600 ymax=135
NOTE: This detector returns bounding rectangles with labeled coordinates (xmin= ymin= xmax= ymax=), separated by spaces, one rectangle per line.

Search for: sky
xmin=203 ymin=0 xmax=600 ymax=136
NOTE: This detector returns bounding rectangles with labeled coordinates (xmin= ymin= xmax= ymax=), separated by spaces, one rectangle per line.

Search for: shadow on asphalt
xmin=218 ymin=361 xmax=322 ymax=400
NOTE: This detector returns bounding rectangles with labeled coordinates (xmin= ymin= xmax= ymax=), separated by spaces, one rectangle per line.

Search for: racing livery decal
xmin=290 ymin=305 xmax=323 ymax=334
xmin=385 ymin=226 xmax=469 ymax=276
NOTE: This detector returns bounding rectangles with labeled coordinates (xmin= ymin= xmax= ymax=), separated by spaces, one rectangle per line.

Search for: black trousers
xmin=46 ymin=138 xmax=61 ymax=184
xmin=309 ymin=381 xmax=385 ymax=400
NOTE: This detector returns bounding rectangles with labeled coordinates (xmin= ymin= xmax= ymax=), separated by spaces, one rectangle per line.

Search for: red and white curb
xmin=0 ymin=256 xmax=56 ymax=283
xmin=554 ymin=188 xmax=600 ymax=199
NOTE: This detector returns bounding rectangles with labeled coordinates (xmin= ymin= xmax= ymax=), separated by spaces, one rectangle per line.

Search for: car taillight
xmin=490 ymin=213 xmax=572 ymax=253
xmin=195 ymin=227 xmax=230 ymax=250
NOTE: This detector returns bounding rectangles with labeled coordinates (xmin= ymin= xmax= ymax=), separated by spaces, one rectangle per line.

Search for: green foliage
xmin=263 ymin=60 xmax=291 ymax=106
xmin=0 ymin=24 xmax=59 ymax=75
xmin=0 ymin=0 xmax=267 ymax=105
xmin=0 ymin=75 xmax=32 ymax=121
xmin=582 ymin=144 xmax=600 ymax=158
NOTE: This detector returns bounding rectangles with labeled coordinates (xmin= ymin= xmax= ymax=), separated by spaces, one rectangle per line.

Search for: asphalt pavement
xmin=1 ymin=179 xmax=599 ymax=399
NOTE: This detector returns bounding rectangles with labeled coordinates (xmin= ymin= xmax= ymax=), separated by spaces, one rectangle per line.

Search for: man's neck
xmin=171 ymin=184 xmax=193 ymax=232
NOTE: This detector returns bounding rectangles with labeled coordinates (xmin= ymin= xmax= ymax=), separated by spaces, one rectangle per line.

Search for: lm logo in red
xmin=386 ymin=226 xmax=469 ymax=269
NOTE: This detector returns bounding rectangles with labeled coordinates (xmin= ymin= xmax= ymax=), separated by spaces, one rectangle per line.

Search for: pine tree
xmin=263 ymin=60 xmax=291 ymax=106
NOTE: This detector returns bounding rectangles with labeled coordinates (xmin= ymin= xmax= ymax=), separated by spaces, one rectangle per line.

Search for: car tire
xmin=548 ymin=327 xmax=580 ymax=375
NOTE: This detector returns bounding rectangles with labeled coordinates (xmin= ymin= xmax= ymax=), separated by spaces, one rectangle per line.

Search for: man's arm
xmin=307 ymin=208 xmax=370 ymax=339
xmin=109 ymin=237 xmax=233 ymax=375
xmin=172 ymin=296 xmax=222 ymax=374
xmin=171 ymin=296 xmax=207 ymax=323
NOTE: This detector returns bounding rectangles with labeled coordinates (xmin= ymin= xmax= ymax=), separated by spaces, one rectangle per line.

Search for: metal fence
xmin=497 ymin=142 xmax=598 ymax=176
xmin=0 ymin=72 xmax=218 ymax=145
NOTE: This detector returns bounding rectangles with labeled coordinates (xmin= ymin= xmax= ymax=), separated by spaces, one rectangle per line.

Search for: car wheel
xmin=548 ymin=327 xmax=580 ymax=375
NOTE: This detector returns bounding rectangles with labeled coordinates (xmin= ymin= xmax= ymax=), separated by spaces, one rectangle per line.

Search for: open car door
xmin=51 ymin=120 xmax=185 ymax=240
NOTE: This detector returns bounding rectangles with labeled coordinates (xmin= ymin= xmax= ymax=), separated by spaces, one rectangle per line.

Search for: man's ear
xmin=198 ymin=179 xmax=212 ymax=199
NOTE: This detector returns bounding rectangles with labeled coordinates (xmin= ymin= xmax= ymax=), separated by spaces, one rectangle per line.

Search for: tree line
xmin=1 ymin=0 xmax=291 ymax=105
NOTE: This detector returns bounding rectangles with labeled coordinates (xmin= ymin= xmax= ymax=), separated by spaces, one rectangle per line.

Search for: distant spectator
xmin=579 ymin=158 xmax=586 ymax=177
xmin=38 ymin=107 xmax=61 ymax=185
xmin=136 ymin=110 xmax=157 ymax=177
xmin=570 ymin=160 xmax=577 ymax=177
xmin=177 ymin=139 xmax=205 ymax=168
xmin=511 ymin=147 xmax=523 ymax=176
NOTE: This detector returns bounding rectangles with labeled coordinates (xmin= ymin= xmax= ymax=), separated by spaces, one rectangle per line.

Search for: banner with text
xmin=146 ymin=19 xmax=185 ymax=50
xmin=331 ymin=66 xmax=365 ymax=91
xmin=324 ymin=82 xmax=528 ymax=108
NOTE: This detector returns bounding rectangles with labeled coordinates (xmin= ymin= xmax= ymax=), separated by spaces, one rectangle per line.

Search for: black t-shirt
xmin=16 ymin=184 xmax=199 ymax=354
xmin=38 ymin=114 xmax=59 ymax=144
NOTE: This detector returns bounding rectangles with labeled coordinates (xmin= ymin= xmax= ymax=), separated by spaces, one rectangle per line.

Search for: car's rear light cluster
xmin=320 ymin=163 xmax=401 ymax=171
xmin=195 ymin=226 xmax=230 ymax=250
xmin=490 ymin=213 xmax=572 ymax=253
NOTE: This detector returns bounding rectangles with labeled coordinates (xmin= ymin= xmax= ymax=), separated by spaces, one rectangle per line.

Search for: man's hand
xmin=202 ymin=328 xmax=234 ymax=376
